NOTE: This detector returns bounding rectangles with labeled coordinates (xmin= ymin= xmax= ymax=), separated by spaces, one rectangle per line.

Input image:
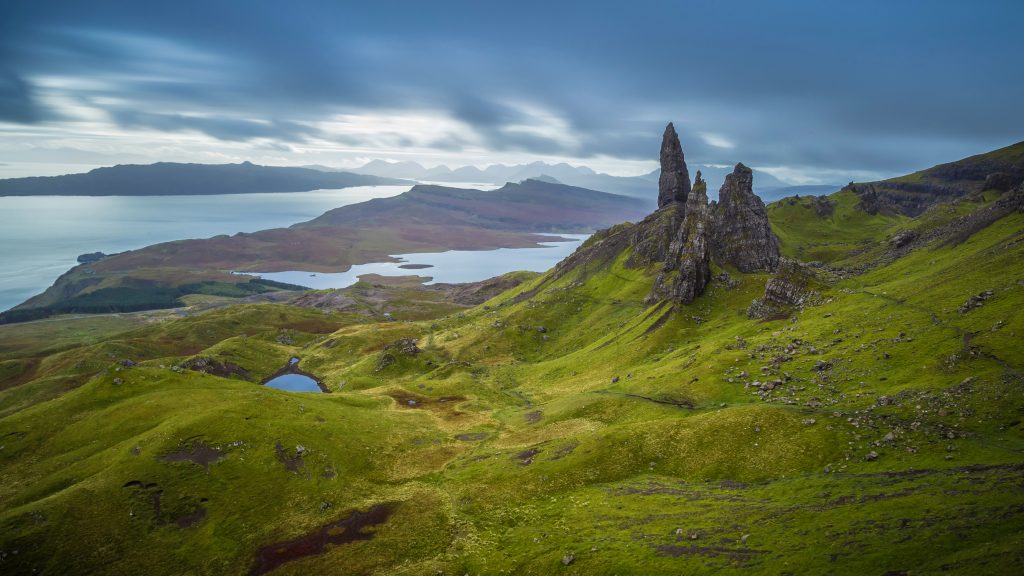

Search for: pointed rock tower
xmin=647 ymin=171 xmax=711 ymax=304
xmin=668 ymin=172 xmax=712 ymax=303
xmin=658 ymin=122 xmax=691 ymax=209
xmin=711 ymin=163 xmax=780 ymax=272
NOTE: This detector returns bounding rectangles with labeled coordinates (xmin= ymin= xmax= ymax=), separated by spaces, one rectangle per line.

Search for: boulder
xmin=747 ymin=259 xmax=818 ymax=319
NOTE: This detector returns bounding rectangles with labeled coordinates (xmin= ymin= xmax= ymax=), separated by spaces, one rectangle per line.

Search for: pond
xmin=264 ymin=373 xmax=323 ymax=393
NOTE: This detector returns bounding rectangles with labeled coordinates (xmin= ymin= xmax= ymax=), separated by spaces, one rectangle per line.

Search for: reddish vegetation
xmin=250 ymin=503 xmax=395 ymax=576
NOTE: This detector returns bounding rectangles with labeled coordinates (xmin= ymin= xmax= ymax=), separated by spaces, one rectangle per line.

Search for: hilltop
xmin=0 ymin=127 xmax=1022 ymax=574
xmin=845 ymin=140 xmax=1024 ymax=216
xmin=0 ymin=161 xmax=408 ymax=197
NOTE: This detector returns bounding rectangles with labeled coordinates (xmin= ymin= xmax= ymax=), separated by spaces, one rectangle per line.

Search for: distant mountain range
xmin=309 ymin=159 xmax=810 ymax=201
xmin=0 ymin=162 xmax=408 ymax=196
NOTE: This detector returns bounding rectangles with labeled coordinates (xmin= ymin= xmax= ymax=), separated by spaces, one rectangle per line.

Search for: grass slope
xmin=1 ymin=192 xmax=1022 ymax=574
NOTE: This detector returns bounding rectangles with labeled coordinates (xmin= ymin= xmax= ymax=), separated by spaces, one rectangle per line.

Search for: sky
xmin=1 ymin=0 xmax=1022 ymax=183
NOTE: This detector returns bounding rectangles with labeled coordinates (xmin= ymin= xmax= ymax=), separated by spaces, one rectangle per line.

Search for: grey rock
xmin=658 ymin=122 xmax=690 ymax=208
xmin=711 ymin=163 xmax=780 ymax=272
xmin=562 ymin=553 xmax=575 ymax=566
xmin=649 ymin=173 xmax=711 ymax=304
xmin=747 ymin=259 xmax=819 ymax=319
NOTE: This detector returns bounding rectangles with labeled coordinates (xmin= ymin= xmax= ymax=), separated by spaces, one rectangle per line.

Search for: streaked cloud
xmin=0 ymin=0 xmax=1021 ymax=183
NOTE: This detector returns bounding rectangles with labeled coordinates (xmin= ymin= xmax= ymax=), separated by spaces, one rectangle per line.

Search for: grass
xmin=1 ymin=192 xmax=1023 ymax=574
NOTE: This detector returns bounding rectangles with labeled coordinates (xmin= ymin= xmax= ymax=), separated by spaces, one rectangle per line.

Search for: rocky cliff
xmin=711 ymin=163 xmax=781 ymax=272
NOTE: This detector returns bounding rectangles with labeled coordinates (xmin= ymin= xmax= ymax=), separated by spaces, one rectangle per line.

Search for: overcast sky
xmin=2 ymin=0 xmax=1022 ymax=182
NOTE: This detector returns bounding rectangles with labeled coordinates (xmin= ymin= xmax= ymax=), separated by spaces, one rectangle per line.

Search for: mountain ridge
xmin=0 ymin=161 xmax=409 ymax=196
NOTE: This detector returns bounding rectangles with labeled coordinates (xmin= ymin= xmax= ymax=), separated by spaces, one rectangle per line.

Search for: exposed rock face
xmin=983 ymin=172 xmax=1018 ymax=192
xmin=711 ymin=163 xmax=780 ymax=273
xmin=670 ymin=176 xmax=712 ymax=303
xmin=625 ymin=204 xmax=685 ymax=268
xmin=648 ymin=173 xmax=711 ymax=304
xmin=747 ymin=259 xmax=818 ymax=319
xmin=658 ymin=123 xmax=691 ymax=208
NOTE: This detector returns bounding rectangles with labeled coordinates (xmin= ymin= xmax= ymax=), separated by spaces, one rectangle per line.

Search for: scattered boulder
xmin=887 ymin=229 xmax=919 ymax=248
xmin=562 ymin=553 xmax=575 ymax=566
xmin=180 ymin=356 xmax=250 ymax=379
xmin=959 ymin=290 xmax=994 ymax=313
xmin=375 ymin=338 xmax=421 ymax=372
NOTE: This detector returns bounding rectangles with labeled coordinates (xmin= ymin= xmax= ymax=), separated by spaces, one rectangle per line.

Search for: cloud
xmin=109 ymin=110 xmax=322 ymax=142
xmin=700 ymin=132 xmax=735 ymax=150
xmin=0 ymin=0 xmax=1022 ymax=182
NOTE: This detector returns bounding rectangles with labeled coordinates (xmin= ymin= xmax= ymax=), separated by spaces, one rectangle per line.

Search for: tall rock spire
xmin=646 ymin=171 xmax=710 ymax=304
xmin=668 ymin=172 xmax=711 ymax=302
xmin=658 ymin=122 xmax=691 ymax=208
xmin=710 ymin=163 xmax=780 ymax=272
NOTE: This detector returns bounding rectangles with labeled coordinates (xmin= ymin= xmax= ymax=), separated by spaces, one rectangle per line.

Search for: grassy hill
xmin=843 ymin=140 xmax=1024 ymax=216
xmin=0 ymin=161 xmax=1021 ymax=573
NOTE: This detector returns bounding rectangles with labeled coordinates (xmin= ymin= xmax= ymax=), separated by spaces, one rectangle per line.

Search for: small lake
xmin=264 ymin=373 xmax=323 ymax=393
xmin=249 ymin=234 xmax=590 ymax=289
xmin=0 ymin=185 xmax=413 ymax=311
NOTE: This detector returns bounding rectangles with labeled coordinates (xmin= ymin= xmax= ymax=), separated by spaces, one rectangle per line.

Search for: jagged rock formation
xmin=665 ymin=174 xmax=712 ymax=303
xmin=711 ymin=163 xmax=781 ymax=273
xmin=658 ymin=123 xmax=691 ymax=208
xmin=532 ymin=124 xmax=782 ymax=308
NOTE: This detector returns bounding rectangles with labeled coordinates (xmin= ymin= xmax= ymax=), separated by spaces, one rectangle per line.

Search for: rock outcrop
xmin=747 ymin=259 xmax=818 ymax=319
xmin=711 ymin=163 xmax=781 ymax=273
xmin=658 ymin=122 xmax=691 ymax=209
xmin=668 ymin=174 xmax=712 ymax=303
xmin=538 ymin=123 xmax=783 ymax=308
xmin=648 ymin=173 xmax=711 ymax=304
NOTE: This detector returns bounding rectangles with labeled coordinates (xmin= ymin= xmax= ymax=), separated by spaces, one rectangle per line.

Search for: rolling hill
xmin=0 ymin=132 xmax=1022 ymax=575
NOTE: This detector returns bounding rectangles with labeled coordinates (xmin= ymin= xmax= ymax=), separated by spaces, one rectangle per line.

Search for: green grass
xmin=1 ymin=197 xmax=1023 ymax=574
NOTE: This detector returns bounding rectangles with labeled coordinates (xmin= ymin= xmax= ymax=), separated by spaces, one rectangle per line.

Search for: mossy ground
xmin=1 ymin=192 xmax=1023 ymax=574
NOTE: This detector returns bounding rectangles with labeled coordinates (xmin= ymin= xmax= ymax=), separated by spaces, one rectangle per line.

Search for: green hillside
xmin=1 ymin=169 xmax=1022 ymax=574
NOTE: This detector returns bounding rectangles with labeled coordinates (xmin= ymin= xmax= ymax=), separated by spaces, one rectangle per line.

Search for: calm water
xmin=0 ymin=186 xmax=410 ymax=311
xmin=264 ymin=373 xmax=322 ymax=393
xmin=251 ymin=234 xmax=590 ymax=289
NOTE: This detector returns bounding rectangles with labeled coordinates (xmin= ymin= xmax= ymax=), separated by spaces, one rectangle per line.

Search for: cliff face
xmin=711 ymin=163 xmax=781 ymax=273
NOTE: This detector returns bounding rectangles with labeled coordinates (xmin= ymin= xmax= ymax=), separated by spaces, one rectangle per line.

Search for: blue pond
xmin=264 ymin=373 xmax=322 ymax=393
